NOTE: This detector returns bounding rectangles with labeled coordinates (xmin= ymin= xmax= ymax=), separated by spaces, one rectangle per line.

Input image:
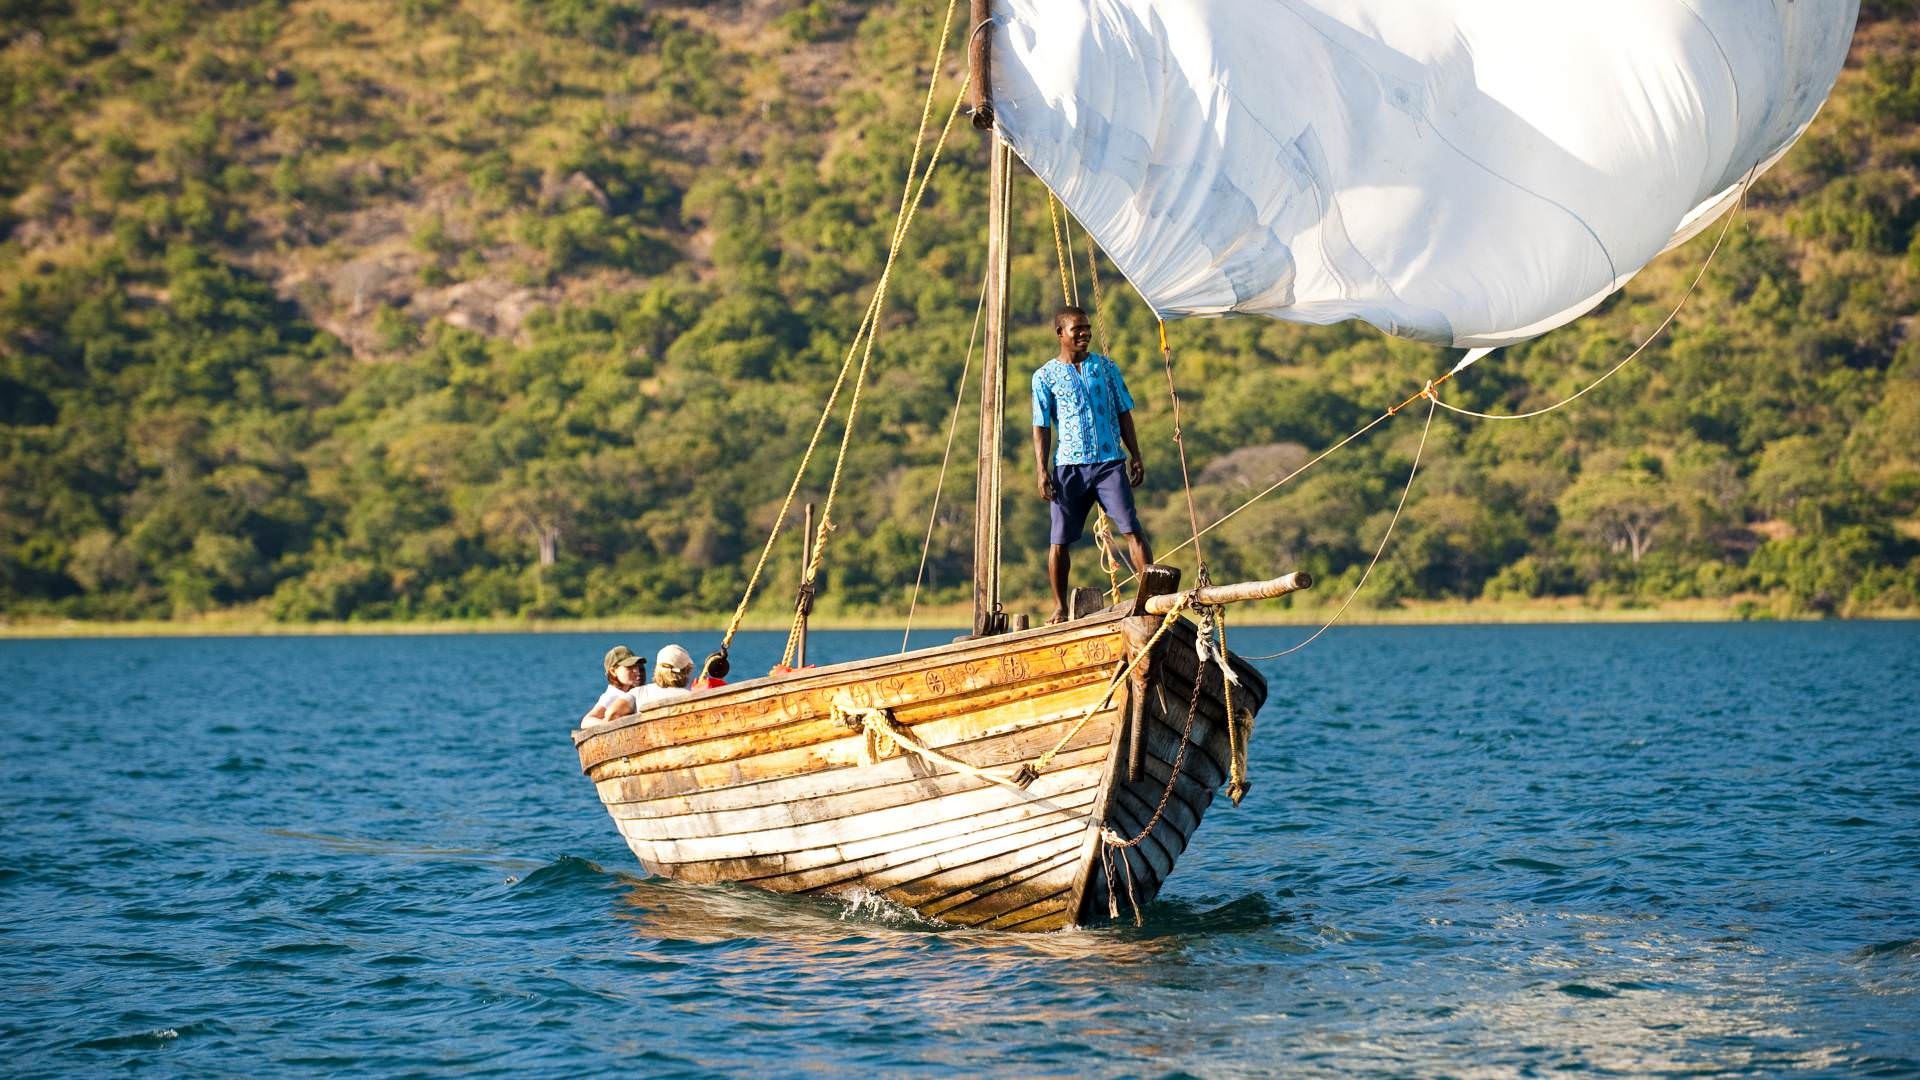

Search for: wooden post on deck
xmin=797 ymin=502 xmax=815 ymax=666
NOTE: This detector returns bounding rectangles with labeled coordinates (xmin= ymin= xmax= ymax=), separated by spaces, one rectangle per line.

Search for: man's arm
xmin=1032 ymin=425 xmax=1056 ymax=500
xmin=1118 ymin=411 xmax=1146 ymax=487
xmin=1031 ymin=371 xmax=1057 ymax=501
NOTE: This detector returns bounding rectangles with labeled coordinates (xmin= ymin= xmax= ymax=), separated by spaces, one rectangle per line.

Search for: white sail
xmin=991 ymin=0 xmax=1858 ymax=347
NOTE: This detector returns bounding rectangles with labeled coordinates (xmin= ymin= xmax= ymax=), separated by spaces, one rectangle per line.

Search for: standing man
xmin=1031 ymin=305 xmax=1153 ymax=624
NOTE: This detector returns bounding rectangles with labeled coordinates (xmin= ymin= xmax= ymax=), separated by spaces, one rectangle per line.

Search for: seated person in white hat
xmin=580 ymin=645 xmax=645 ymax=729
xmin=603 ymin=644 xmax=696 ymax=722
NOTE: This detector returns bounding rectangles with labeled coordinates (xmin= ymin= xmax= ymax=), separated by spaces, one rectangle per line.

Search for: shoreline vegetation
xmin=6 ymin=597 xmax=1915 ymax=640
xmin=4 ymin=6 xmax=1918 ymax=631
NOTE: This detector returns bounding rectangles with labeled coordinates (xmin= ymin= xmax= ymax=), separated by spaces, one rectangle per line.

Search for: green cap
xmin=603 ymin=644 xmax=642 ymax=676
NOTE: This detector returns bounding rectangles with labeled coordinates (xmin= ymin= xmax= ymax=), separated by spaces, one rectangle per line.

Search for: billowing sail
xmin=991 ymin=0 xmax=1858 ymax=347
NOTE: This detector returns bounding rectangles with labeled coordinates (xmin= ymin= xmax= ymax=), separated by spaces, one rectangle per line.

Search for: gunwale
xmin=574 ymin=610 xmax=1271 ymax=930
xmin=573 ymin=608 xmax=1130 ymax=768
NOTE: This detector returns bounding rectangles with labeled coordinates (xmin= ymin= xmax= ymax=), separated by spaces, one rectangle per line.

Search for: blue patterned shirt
xmin=1032 ymin=354 xmax=1135 ymax=466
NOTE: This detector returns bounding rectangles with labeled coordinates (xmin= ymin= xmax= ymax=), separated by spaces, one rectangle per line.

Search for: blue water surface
xmin=1 ymin=623 xmax=1916 ymax=1076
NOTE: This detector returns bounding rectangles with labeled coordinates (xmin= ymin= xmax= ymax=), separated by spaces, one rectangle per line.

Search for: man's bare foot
xmin=1046 ymin=608 xmax=1068 ymax=625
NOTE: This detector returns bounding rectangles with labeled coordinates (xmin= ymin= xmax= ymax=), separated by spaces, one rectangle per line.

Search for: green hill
xmin=3 ymin=1 xmax=1917 ymax=627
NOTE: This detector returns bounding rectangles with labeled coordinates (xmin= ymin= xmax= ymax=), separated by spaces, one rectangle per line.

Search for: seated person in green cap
xmin=580 ymin=645 xmax=645 ymax=728
xmin=601 ymin=644 xmax=697 ymax=722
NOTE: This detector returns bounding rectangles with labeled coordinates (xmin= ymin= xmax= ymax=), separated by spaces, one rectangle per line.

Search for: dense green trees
xmin=2 ymin=2 xmax=1917 ymax=625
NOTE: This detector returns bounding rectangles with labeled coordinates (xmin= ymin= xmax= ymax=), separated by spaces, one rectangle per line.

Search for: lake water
xmin=2 ymin=623 xmax=1916 ymax=1076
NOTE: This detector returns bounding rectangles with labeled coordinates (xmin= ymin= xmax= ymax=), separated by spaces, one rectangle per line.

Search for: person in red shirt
xmin=692 ymin=649 xmax=730 ymax=691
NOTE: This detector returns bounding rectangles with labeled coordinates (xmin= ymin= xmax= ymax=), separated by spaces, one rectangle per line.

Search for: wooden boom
xmin=1143 ymin=571 xmax=1313 ymax=614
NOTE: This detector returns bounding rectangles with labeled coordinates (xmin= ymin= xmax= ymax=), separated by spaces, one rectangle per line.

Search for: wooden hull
xmin=573 ymin=611 xmax=1268 ymax=932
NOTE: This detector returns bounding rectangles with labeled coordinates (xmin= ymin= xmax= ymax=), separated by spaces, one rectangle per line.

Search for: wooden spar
xmin=797 ymin=502 xmax=814 ymax=666
xmin=968 ymin=0 xmax=993 ymax=130
xmin=1143 ymin=571 xmax=1315 ymax=614
xmin=972 ymin=113 xmax=1012 ymax=636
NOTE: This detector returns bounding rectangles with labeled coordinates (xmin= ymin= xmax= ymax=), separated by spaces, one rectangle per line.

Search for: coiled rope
xmin=833 ymin=693 xmax=1038 ymax=796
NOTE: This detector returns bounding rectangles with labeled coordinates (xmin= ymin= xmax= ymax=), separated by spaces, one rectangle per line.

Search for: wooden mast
xmin=971 ymin=0 xmax=1010 ymax=638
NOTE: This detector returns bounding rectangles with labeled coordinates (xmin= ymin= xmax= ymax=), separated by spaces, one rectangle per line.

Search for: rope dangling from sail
xmin=1242 ymin=392 xmax=1435 ymax=659
xmin=709 ymin=1 xmax=970 ymax=677
xmin=900 ymin=267 xmax=990 ymax=654
xmin=1046 ymin=192 xmax=1077 ymax=306
xmin=1157 ymin=319 xmax=1210 ymax=587
xmin=1431 ymin=167 xmax=1754 ymax=422
xmin=1092 ymin=508 xmax=1123 ymax=604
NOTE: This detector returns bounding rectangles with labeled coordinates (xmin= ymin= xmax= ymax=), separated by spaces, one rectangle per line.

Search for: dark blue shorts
xmin=1050 ymin=460 xmax=1141 ymax=545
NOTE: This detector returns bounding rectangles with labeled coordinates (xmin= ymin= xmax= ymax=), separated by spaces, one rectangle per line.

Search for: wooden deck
xmin=574 ymin=610 xmax=1268 ymax=931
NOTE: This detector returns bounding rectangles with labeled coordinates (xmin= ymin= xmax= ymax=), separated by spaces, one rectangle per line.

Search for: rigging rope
xmin=1046 ymin=192 xmax=1076 ymax=305
xmin=1092 ymin=507 xmax=1123 ymax=604
xmin=1064 ymin=208 xmax=1083 ymax=307
xmin=711 ymin=0 xmax=965 ymax=672
xmin=1432 ymin=171 xmax=1752 ymax=421
xmin=1110 ymin=176 xmax=1749 ymax=596
xmin=1241 ymin=391 xmax=1437 ymax=660
xmin=1086 ymin=232 xmax=1113 ymax=357
xmin=1158 ymin=320 xmax=1210 ymax=582
xmin=901 ymin=267 xmax=990 ymax=653
xmin=832 ymin=694 xmax=1039 ymax=796
xmin=778 ymin=75 xmax=973 ymax=669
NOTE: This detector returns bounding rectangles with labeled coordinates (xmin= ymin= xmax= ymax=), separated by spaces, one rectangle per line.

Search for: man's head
xmin=603 ymin=645 xmax=644 ymax=688
xmin=1054 ymin=305 xmax=1092 ymax=360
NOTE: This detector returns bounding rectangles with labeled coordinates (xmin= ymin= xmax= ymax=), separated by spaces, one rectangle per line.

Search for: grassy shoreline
xmin=3 ymin=597 xmax=1913 ymax=639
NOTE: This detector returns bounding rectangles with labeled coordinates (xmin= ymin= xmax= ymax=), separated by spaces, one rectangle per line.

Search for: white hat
xmin=655 ymin=644 xmax=694 ymax=674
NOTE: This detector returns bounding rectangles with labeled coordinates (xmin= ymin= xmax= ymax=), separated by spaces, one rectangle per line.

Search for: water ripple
xmin=0 ymin=624 xmax=1915 ymax=1076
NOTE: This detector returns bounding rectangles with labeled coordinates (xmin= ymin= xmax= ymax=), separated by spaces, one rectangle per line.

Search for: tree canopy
xmin=3 ymin=2 xmax=1917 ymax=625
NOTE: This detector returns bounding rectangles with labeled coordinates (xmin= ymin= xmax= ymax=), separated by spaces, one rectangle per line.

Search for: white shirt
xmin=579 ymin=685 xmax=628 ymax=729
xmin=627 ymin=684 xmax=691 ymax=711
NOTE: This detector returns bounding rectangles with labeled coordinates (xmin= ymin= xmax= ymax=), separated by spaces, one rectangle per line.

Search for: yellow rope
xmin=1063 ymin=207 xmax=1082 ymax=307
xmin=1242 ymin=392 xmax=1437 ymax=660
xmin=1047 ymin=191 xmax=1072 ymax=304
xmin=1211 ymin=606 xmax=1243 ymax=798
xmin=901 ymin=266 xmax=990 ymax=653
xmin=1092 ymin=507 xmax=1122 ymax=604
xmin=1158 ymin=319 xmax=1209 ymax=579
xmin=713 ymin=0 xmax=963 ymax=668
xmin=1433 ymin=170 xmax=1751 ymax=422
xmin=782 ymin=76 xmax=974 ymax=666
xmin=1086 ymin=232 xmax=1112 ymax=358
xmin=833 ymin=694 xmax=1035 ymax=795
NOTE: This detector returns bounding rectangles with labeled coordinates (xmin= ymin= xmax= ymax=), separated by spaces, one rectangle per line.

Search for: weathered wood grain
xmin=574 ymin=610 xmax=1273 ymax=931
xmin=762 ymin=814 xmax=1094 ymax=895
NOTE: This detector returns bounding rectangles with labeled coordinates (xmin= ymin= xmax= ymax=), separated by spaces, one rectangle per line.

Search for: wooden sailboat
xmin=573 ymin=8 xmax=1310 ymax=931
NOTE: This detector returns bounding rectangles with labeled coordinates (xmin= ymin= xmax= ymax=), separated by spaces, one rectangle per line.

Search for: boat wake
xmin=829 ymin=888 xmax=947 ymax=929
xmin=1128 ymin=892 xmax=1298 ymax=936
xmin=507 ymin=855 xmax=618 ymax=892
